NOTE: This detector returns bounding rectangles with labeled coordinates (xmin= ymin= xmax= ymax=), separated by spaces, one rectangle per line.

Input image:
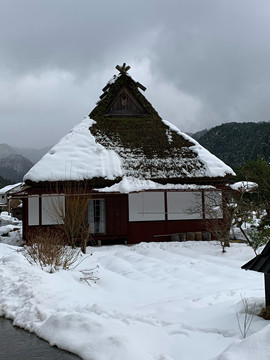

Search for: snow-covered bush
xmin=20 ymin=229 xmax=83 ymax=273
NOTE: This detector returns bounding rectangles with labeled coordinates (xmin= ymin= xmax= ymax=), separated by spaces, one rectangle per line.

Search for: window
xmin=41 ymin=195 xmax=65 ymax=225
xmin=28 ymin=196 xmax=39 ymax=226
xmin=167 ymin=191 xmax=202 ymax=220
xmin=128 ymin=192 xmax=165 ymax=222
xmin=88 ymin=199 xmax=106 ymax=233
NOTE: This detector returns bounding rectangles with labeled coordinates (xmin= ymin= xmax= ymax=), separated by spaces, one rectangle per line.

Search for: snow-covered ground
xmin=0 ymin=241 xmax=269 ymax=360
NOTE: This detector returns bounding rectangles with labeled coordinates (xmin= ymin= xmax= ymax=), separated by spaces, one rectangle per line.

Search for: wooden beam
xmin=136 ymin=82 xmax=146 ymax=91
xmin=115 ymin=63 xmax=131 ymax=74
xmin=102 ymin=84 xmax=110 ymax=92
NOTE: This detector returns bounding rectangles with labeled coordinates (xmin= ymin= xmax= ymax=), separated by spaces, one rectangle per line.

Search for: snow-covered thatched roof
xmin=24 ymin=65 xmax=235 ymax=187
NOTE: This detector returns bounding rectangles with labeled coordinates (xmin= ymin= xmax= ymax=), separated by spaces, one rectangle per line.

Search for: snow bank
xmin=215 ymin=324 xmax=270 ymax=360
xmin=0 ymin=241 xmax=268 ymax=360
xmin=0 ymin=211 xmax=20 ymax=225
xmin=0 ymin=225 xmax=17 ymax=235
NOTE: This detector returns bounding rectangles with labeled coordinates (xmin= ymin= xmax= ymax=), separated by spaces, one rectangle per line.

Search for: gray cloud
xmin=1 ymin=0 xmax=270 ymax=147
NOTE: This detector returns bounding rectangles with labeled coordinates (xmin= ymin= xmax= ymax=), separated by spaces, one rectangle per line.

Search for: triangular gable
xmin=104 ymin=86 xmax=146 ymax=116
xmin=90 ymin=64 xmax=160 ymax=120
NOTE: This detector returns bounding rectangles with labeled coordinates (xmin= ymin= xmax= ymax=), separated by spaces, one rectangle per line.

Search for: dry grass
xmin=259 ymin=306 xmax=270 ymax=320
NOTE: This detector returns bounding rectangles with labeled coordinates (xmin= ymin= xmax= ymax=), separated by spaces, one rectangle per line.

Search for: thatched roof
xmin=24 ymin=65 xmax=234 ymax=187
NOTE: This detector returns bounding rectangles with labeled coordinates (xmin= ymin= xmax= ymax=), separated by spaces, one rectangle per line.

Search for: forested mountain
xmin=195 ymin=122 xmax=270 ymax=170
xmin=0 ymin=174 xmax=13 ymax=188
xmin=0 ymin=144 xmax=33 ymax=182
xmin=0 ymin=143 xmax=52 ymax=185
xmin=189 ymin=128 xmax=208 ymax=140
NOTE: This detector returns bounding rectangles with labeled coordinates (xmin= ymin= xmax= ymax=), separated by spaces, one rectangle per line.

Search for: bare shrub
xmin=21 ymin=229 xmax=83 ymax=273
xmin=236 ymin=295 xmax=256 ymax=338
xmin=47 ymin=181 xmax=95 ymax=253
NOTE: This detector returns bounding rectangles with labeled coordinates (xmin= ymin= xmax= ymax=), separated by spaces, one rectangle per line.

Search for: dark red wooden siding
xmin=128 ymin=219 xmax=211 ymax=244
xmin=23 ymin=191 xmax=226 ymax=244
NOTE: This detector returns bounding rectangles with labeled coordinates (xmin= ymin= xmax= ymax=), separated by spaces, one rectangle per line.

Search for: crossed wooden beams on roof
xmin=115 ymin=63 xmax=146 ymax=92
xmin=100 ymin=63 xmax=147 ymax=100
xmin=116 ymin=63 xmax=131 ymax=74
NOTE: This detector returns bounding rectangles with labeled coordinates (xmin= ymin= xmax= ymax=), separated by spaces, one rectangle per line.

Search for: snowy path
xmin=0 ymin=241 xmax=269 ymax=360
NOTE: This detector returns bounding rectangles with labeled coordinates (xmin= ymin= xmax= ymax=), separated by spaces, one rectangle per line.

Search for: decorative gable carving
xmin=104 ymin=87 xmax=146 ymax=116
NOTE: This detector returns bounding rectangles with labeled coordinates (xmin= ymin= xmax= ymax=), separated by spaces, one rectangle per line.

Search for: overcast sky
xmin=1 ymin=0 xmax=270 ymax=148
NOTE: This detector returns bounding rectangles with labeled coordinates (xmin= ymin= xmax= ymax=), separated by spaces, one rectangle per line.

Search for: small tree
xmin=203 ymin=189 xmax=234 ymax=253
xmin=202 ymin=186 xmax=255 ymax=253
xmin=187 ymin=189 xmax=235 ymax=252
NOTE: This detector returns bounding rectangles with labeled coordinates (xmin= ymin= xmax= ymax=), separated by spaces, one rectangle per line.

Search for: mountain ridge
xmin=0 ymin=144 xmax=33 ymax=183
xmin=193 ymin=121 xmax=270 ymax=170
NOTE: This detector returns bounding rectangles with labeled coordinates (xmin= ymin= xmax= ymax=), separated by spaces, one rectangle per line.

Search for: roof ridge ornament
xmin=98 ymin=63 xmax=147 ymax=100
xmin=115 ymin=63 xmax=146 ymax=91
xmin=115 ymin=63 xmax=131 ymax=74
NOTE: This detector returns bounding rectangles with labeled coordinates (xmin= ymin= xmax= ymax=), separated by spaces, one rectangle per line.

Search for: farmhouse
xmin=21 ymin=64 xmax=235 ymax=244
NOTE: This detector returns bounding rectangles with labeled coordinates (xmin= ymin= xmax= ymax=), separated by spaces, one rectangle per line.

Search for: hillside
xmin=0 ymin=175 xmax=13 ymax=188
xmin=0 ymin=144 xmax=33 ymax=182
xmin=196 ymin=122 xmax=270 ymax=170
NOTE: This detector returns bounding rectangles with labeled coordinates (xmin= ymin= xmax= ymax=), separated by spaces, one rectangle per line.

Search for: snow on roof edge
xmin=230 ymin=181 xmax=258 ymax=192
xmin=162 ymin=119 xmax=236 ymax=178
xmin=94 ymin=177 xmax=216 ymax=193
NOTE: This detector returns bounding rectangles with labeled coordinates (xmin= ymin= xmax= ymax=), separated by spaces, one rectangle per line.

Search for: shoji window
xmin=167 ymin=191 xmax=202 ymax=220
xmin=41 ymin=195 xmax=65 ymax=225
xmin=128 ymin=192 xmax=165 ymax=222
xmin=28 ymin=196 xmax=39 ymax=226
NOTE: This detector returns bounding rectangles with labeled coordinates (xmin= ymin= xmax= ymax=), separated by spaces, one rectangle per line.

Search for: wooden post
xmin=264 ymin=274 xmax=270 ymax=307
